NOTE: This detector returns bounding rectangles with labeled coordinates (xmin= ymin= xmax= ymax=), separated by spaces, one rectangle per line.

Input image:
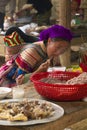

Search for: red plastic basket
xmin=30 ymin=71 xmax=87 ymax=101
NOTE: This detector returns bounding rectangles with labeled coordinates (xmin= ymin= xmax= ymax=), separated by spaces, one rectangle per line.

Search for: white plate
xmin=47 ymin=67 xmax=66 ymax=72
xmin=0 ymin=87 xmax=12 ymax=99
xmin=0 ymin=99 xmax=64 ymax=126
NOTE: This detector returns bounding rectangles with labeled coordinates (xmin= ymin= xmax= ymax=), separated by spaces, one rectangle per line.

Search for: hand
xmin=33 ymin=59 xmax=51 ymax=74
xmin=22 ymin=4 xmax=33 ymax=10
xmin=15 ymin=4 xmax=33 ymax=17
xmin=16 ymin=74 xmax=24 ymax=85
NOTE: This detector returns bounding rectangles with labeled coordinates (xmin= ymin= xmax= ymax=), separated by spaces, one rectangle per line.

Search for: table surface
xmin=0 ymin=82 xmax=87 ymax=130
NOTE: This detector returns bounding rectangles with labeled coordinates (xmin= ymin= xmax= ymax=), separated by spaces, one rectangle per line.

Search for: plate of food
xmin=0 ymin=87 xmax=12 ymax=99
xmin=0 ymin=98 xmax=64 ymax=126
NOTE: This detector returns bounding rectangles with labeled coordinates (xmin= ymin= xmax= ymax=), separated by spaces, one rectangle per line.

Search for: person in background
xmin=71 ymin=0 xmax=82 ymax=16
xmin=16 ymin=0 xmax=52 ymax=25
xmin=0 ymin=25 xmax=72 ymax=87
xmin=0 ymin=0 xmax=16 ymax=31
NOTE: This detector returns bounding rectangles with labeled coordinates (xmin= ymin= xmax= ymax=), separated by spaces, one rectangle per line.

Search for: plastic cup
xmin=12 ymin=87 xmax=24 ymax=99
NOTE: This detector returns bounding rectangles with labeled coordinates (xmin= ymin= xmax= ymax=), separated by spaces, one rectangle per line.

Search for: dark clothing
xmin=0 ymin=12 xmax=5 ymax=31
xmin=27 ymin=0 xmax=52 ymax=25
xmin=27 ymin=0 xmax=52 ymax=14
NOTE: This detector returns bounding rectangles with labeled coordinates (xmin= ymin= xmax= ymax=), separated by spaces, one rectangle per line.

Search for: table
xmin=0 ymin=82 xmax=87 ymax=130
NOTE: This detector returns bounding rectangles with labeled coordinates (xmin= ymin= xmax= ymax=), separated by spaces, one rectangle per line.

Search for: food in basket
xmin=40 ymin=77 xmax=66 ymax=84
xmin=40 ymin=72 xmax=87 ymax=85
xmin=66 ymin=72 xmax=87 ymax=85
xmin=0 ymin=99 xmax=54 ymax=121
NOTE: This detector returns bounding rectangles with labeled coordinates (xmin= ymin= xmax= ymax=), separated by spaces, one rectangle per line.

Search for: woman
xmin=0 ymin=25 xmax=72 ymax=87
xmin=4 ymin=26 xmax=39 ymax=62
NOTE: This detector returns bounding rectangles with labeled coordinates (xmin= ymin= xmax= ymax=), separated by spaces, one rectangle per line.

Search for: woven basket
xmin=30 ymin=71 xmax=87 ymax=101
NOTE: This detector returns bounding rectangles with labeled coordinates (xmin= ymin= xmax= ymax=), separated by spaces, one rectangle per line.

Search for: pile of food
xmin=0 ymin=99 xmax=54 ymax=121
xmin=40 ymin=72 xmax=87 ymax=85
xmin=40 ymin=77 xmax=66 ymax=84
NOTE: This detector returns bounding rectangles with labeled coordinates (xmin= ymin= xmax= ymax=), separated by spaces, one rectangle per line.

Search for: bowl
xmin=30 ymin=71 xmax=87 ymax=101
xmin=0 ymin=87 xmax=12 ymax=99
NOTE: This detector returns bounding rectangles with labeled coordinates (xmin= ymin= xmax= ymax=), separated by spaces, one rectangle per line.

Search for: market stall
xmin=0 ymin=1 xmax=87 ymax=130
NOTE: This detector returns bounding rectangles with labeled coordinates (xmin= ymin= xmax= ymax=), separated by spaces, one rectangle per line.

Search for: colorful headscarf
xmin=4 ymin=31 xmax=24 ymax=47
xmin=39 ymin=25 xmax=73 ymax=42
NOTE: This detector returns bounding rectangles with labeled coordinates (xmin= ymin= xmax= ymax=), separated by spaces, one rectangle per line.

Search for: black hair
xmin=51 ymin=37 xmax=70 ymax=42
xmin=5 ymin=26 xmax=39 ymax=43
xmin=43 ymin=37 xmax=70 ymax=46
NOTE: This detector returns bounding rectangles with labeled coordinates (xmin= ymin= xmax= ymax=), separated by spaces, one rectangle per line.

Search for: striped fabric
xmin=4 ymin=31 xmax=24 ymax=47
xmin=15 ymin=42 xmax=48 ymax=73
xmin=0 ymin=42 xmax=48 ymax=87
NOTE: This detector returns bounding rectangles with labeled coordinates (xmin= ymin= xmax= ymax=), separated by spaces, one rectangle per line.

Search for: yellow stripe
xmin=5 ymin=37 xmax=14 ymax=46
xmin=20 ymin=48 xmax=42 ymax=66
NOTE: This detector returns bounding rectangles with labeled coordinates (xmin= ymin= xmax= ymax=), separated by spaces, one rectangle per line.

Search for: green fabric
xmin=23 ymin=73 xmax=32 ymax=84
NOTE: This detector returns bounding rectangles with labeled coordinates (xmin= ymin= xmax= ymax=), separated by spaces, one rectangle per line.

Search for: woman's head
xmin=46 ymin=37 xmax=70 ymax=58
xmin=39 ymin=25 xmax=73 ymax=58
